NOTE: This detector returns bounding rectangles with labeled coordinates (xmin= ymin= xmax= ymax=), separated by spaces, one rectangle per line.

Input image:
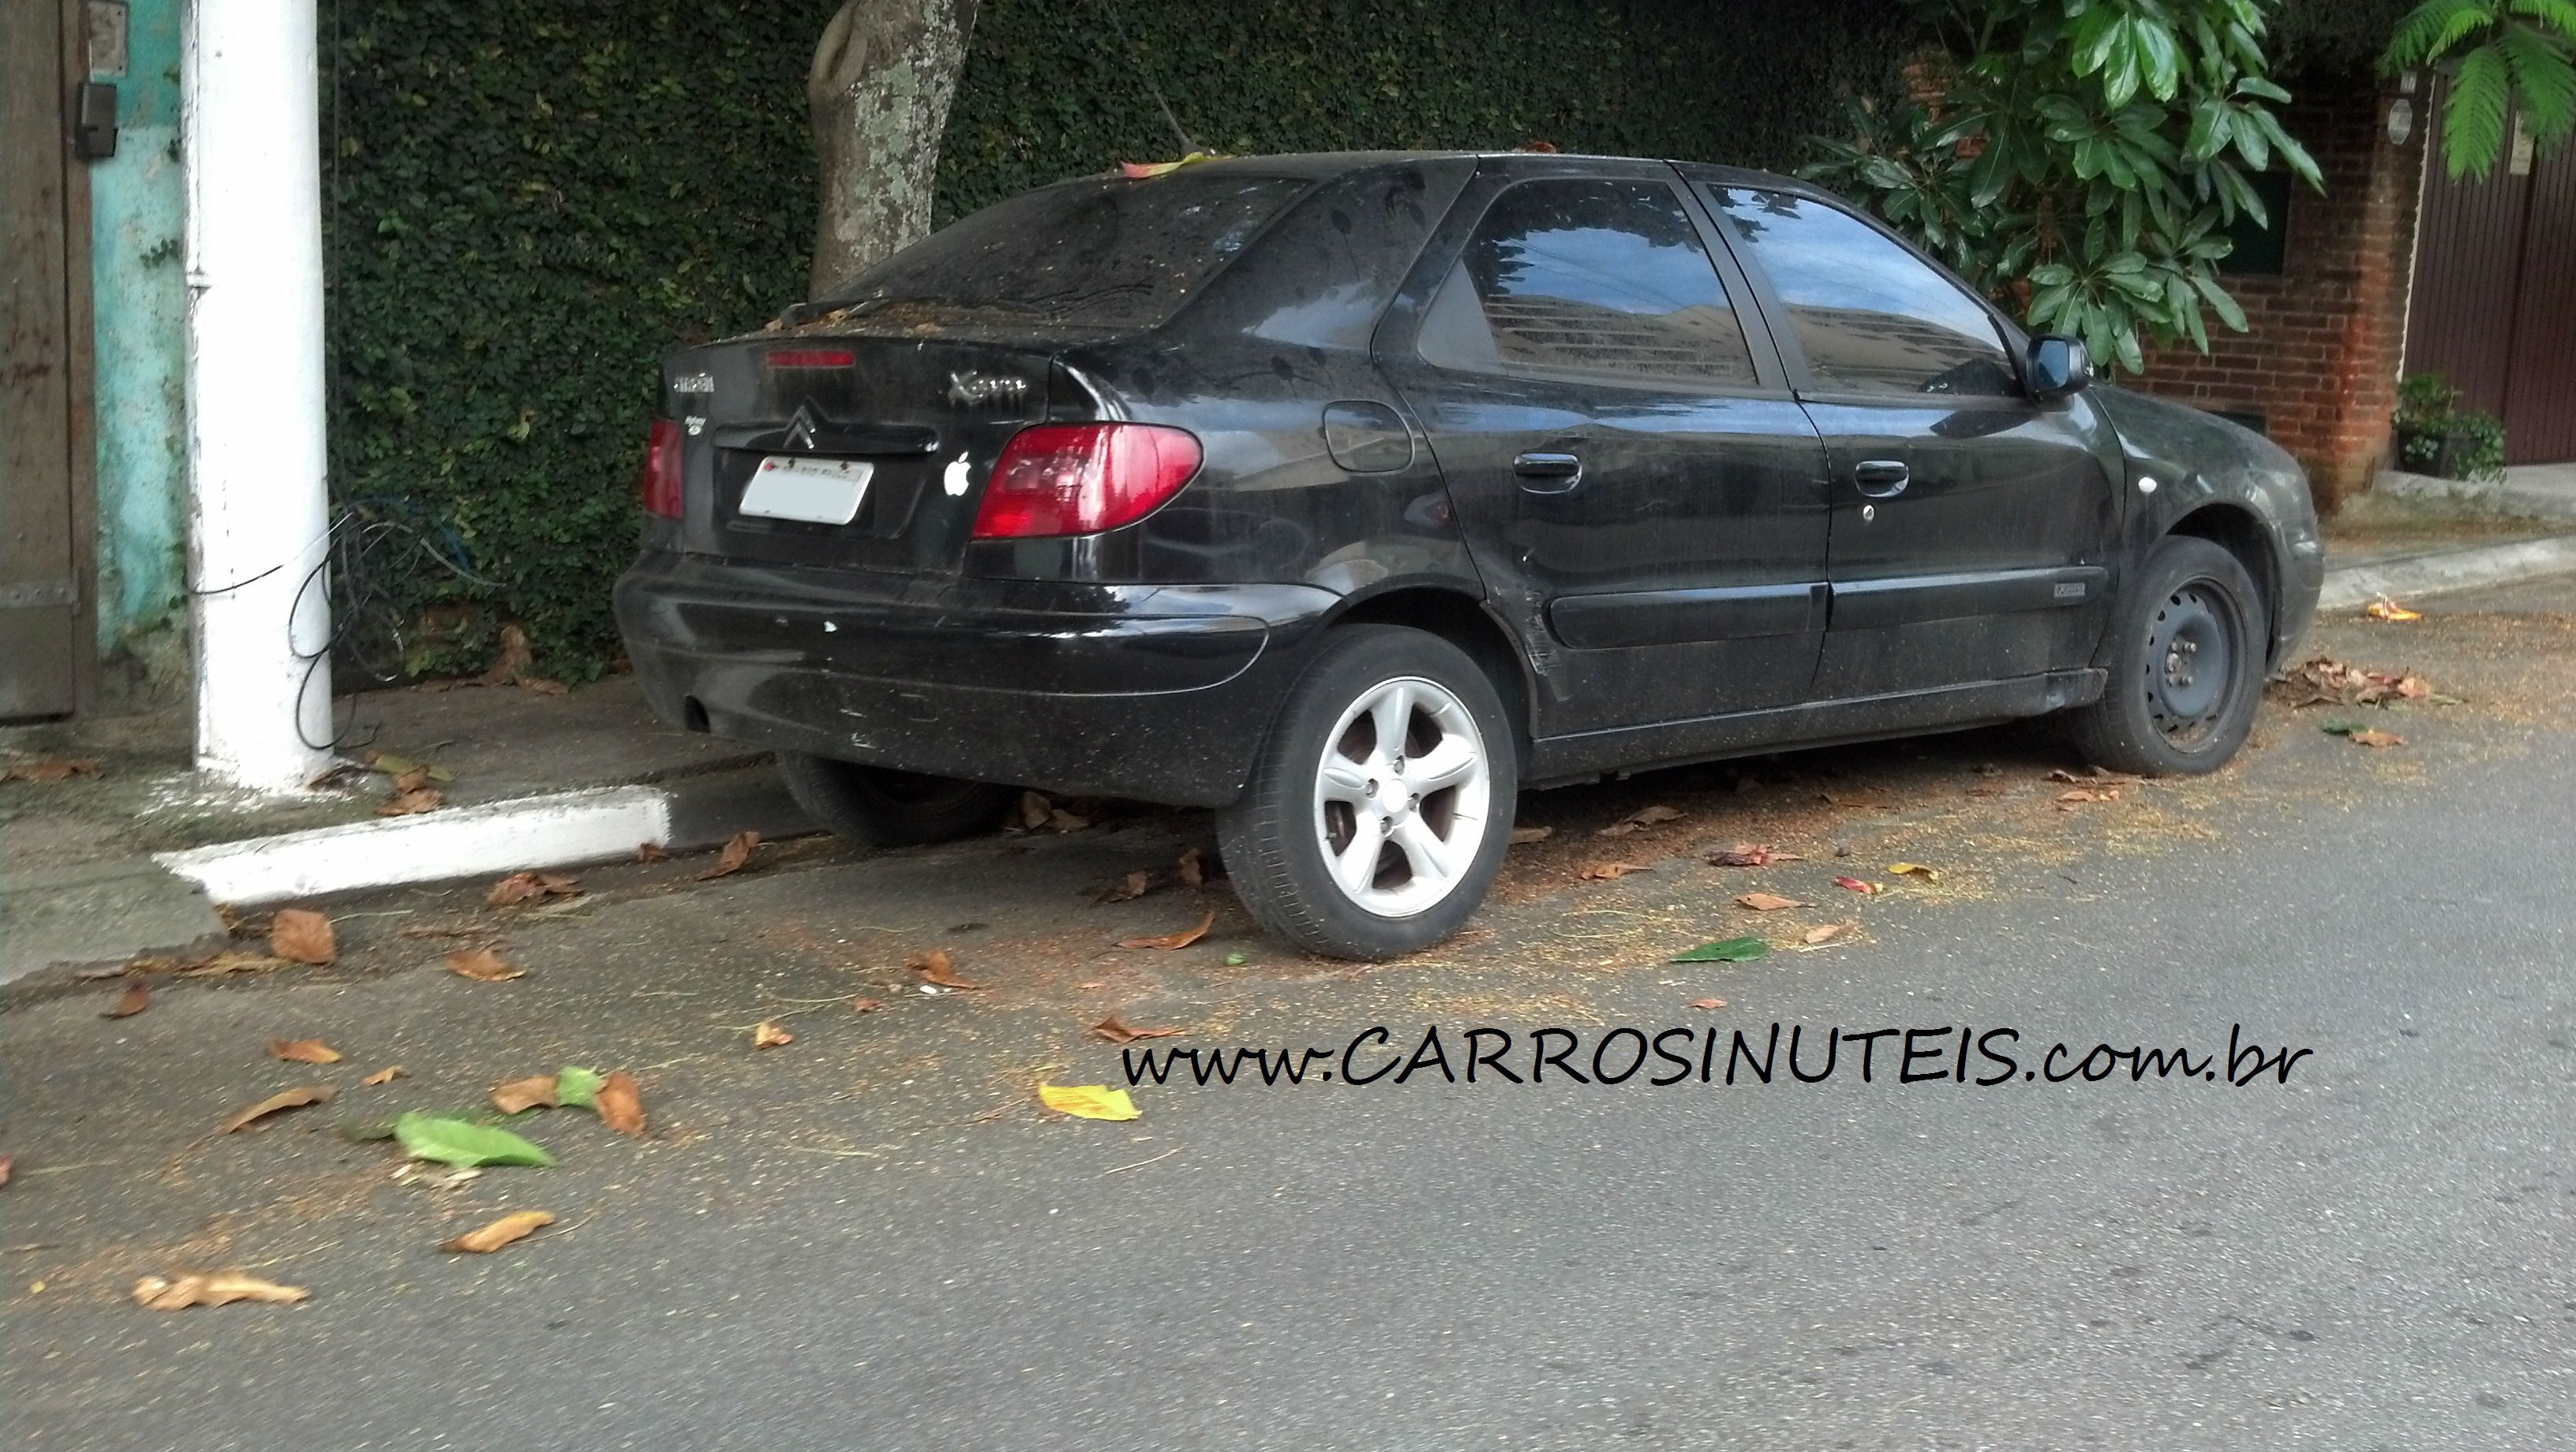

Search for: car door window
xmin=1709 ymin=188 xmax=2018 ymax=399
xmin=1418 ymin=178 xmax=1758 ymax=387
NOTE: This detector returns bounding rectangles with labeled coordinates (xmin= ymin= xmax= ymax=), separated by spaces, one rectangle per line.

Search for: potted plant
xmin=2394 ymin=372 xmax=2509 ymax=484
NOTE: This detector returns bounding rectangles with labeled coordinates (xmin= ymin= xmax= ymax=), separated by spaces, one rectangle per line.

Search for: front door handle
xmin=1513 ymin=451 xmax=1583 ymax=496
xmin=1853 ymin=458 xmax=1910 ymax=497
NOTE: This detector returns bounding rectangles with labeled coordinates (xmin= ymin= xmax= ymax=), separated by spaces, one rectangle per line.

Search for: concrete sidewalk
xmin=8 ymin=495 xmax=2576 ymax=983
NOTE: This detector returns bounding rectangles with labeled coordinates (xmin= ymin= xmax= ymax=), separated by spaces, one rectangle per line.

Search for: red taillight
xmin=970 ymin=424 xmax=1202 ymax=539
xmin=639 ymin=417 xmax=683 ymax=519
xmin=766 ymin=348 xmax=855 ymax=369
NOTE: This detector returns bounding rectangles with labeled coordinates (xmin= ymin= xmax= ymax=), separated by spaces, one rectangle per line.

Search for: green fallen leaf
xmin=554 ymin=1065 xmax=604 ymax=1109
xmin=1671 ymin=936 xmax=1769 ymax=964
xmin=2320 ymin=720 xmax=2364 ymax=735
xmin=394 ymin=1112 xmax=555 ymax=1168
xmin=1223 ymin=952 xmax=1246 ymax=967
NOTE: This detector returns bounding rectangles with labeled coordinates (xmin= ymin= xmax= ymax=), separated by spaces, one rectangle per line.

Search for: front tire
xmin=2071 ymin=534 xmax=2268 ymax=777
xmin=1219 ymin=626 xmax=1516 ymax=960
xmin=776 ymin=752 xmax=1013 ymax=848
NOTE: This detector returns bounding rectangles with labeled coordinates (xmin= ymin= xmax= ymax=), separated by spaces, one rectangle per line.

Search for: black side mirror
xmin=2027 ymin=334 xmax=2091 ymax=402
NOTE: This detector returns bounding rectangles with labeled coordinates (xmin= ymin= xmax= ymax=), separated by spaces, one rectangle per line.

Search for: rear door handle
xmin=1853 ymin=459 xmax=1910 ymax=497
xmin=1513 ymin=451 xmax=1583 ymax=495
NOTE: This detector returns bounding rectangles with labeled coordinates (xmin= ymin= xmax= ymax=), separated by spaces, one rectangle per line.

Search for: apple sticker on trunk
xmin=943 ymin=451 xmax=972 ymax=496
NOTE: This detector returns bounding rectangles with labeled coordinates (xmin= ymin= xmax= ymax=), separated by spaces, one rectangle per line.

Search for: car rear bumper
xmin=613 ymin=550 xmax=1337 ymax=807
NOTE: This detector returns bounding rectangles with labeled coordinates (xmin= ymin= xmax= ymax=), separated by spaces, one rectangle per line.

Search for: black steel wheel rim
xmin=2144 ymin=579 xmax=2238 ymax=748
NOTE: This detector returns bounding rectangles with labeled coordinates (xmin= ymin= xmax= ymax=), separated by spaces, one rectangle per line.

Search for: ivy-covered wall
xmin=322 ymin=0 xmax=1912 ymax=679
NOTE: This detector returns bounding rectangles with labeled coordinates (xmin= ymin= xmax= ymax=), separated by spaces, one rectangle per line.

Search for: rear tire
xmin=1219 ymin=626 xmax=1516 ymax=960
xmin=2070 ymin=534 xmax=2268 ymax=777
xmin=776 ymin=752 xmax=1013 ymax=848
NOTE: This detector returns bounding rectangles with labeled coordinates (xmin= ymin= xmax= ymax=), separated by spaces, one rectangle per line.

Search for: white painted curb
xmin=155 ymin=785 xmax=672 ymax=906
xmin=2317 ymin=536 xmax=2576 ymax=612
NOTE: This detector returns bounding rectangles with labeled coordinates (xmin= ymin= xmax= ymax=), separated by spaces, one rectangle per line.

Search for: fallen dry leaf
xmin=486 ymin=871 xmax=580 ymax=908
xmin=1038 ymin=1083 xmax=1140 ymax=1121
xmin=752 ymin=1020 xmax=794 ymax=1049
xmin=1888 ymin=862 xmax=1941 ymax=881
xmin=489 ymin=1075 xmax=560 ymax=1114
xmin=2365 ymin=597 xmax=2422 ymax=622
xmin=1688 ymin=997 xmax=1728 ymax=1010
xmin=0 ymin=1154 xmax=11 ymax=1188
xmin=908 ymin=949 xmax=986 ymax=989
xmin=379 ymin=786 xmax=444 ymax=816
xmin=479 ymin=623 xmax=534 ymax=685
xmin=1017 ymin=791 xmax=1054 ymax=830
xmin=362 ymin=1066 xmax=406 ymax=1086
xmin=1096 ymin=870 xmax=1152 ymax=904
xmin=1736 ymin=892 xmax=1807 ymax=911
xmin=1177 ymin=846 xmax=1206 ymax=888
xmin=850 ymin=997 xmax=883 ymax=1013
xmin=269 ymin=909 xmax=336 ymax=966
xmin=103 ymin=983 xmax=150 ymax=1020
xmin=1834 ymin=876 xmax=1885 ymax=895
xmin=447 ymin=946 xmax=525 ymax=982
xmin=0 ymin=757 xmax=100 ymax=784
xmin=269 ymin=1038 xmax=343 ymax=1065
xmin=442 ymin=1210 xmax=556 ymax=1254
xmin=1597 ymin=804 xmax=1683 ymax=837
xmin=2347 ymin=728 xmax=2404 ymax=748
xmin=219 ymin=1085 xmax=335 ymax=1133
xmin=595 ymin=1071 xmax=646 ymax=1135
xmin=2055 ymin=788 xmax=2121 ymax=806
xmin=1092 ymin=1015 xmax=1185 ymax=1045
xmin=132 ymin=1270 xmax=309 ymax=1310
xmin=1579 ymin=861 xmax=1654 ymax=881
xmin=1709 ymin=843 xmax=1795 ymax=867
xmin=636 ymin=840 xmax=669 ymax=863
xmin=1048 ymin=807 xmax=1092 ymax=832
xmin=1118 ymin=910 xmax=1214 ymax=951
xmin=698 ymin=830 xmax=760 ymax=881
xmin=1802 ymin=923 xmax=1852 ymax=945
xmin=1507 ymin=825 xmax=1554 ymax=845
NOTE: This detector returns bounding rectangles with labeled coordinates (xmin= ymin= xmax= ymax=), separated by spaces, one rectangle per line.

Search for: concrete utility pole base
xmin=182 ymin=0 xmax=335 ymax=792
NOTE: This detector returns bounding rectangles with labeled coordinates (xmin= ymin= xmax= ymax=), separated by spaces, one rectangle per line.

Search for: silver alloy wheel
xmin=1310 ymin=674 xmax=1493 ymax=919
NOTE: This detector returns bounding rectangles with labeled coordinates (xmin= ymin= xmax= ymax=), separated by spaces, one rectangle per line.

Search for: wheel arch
xmin=1326 ymin=585 xmax=1537 ymax=755
xmin=2163 ymin=502 xmax=2282 ymax=667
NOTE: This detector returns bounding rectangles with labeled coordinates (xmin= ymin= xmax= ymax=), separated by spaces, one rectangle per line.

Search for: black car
xmin=616 ymin=151 xmax=2322 ymax=960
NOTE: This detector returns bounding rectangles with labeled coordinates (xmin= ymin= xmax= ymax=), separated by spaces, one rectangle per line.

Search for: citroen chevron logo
xmin=784 ymin=405 xmax=821 ymax=451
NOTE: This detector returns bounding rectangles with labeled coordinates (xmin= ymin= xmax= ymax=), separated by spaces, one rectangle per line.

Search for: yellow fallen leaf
xmin=753 ymin=1020 xmax=794 ymax=1049
xmin=1888 ymin=863 xmax=1941 ymax=881
xmin=2366 ymin=597 xmax=2422 ymax=622
xmin=442 ymin=1210 xmax=555 ymax=1254
xmin=132 ymin=1270 xmax=309 ymax=1309
xmin=2348 ymin=728 xmax=2404 ymax=748
xmin=269 ymin=1038 xmax=342 ymax=1065
xmin=362 ymin=1065 xmax=406 ymax=1086
xmin=1039 ymin=1083 xmax=1140 ymax=1121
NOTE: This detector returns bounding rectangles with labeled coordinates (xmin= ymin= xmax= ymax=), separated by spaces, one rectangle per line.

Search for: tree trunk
xmin=805 ymin=0 xmax=980 ymax=298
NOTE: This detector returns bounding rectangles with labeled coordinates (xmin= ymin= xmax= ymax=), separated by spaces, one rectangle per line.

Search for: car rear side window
xmin=1418 ymin=178 xmax=1757 ymax=387
xmin=1709 ymin=188 xmax=2018 ymax=399
xmin=820 ymin=171 xmax=1313 ymax=332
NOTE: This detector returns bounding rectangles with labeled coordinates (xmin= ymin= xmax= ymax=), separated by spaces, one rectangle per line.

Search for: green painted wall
xmin=88 ymin=0 xmax=189 ymax=695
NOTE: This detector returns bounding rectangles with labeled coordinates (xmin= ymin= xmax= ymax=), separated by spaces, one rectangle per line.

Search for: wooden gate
xmin=2406 ymin=89 xmax=2576 ymax=466
xmin=1 ymin=0 xmax=95 ymax=720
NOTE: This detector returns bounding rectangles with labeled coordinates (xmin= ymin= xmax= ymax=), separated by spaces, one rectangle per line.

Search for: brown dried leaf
xmin=269 ymin=909 xmax=337 ymax=966
xmin=636 ymin=840 xmax=669 ymax=863
xmin=595 ymin=1071 xmax=646 ymax=1135
xmin=379 ymin=786 xmax=445 ymax=816
xmin=1708 ymin=843 xmax=1796 ymax=867
xmin=479 ymin=623 xmax=534 ymax=686
xmin=1092 ymin=1015 xmax=1186 ymax=1044
xmin=1688 ymin=997 xmax=1728 ymax=1010
xmin=1597 ymin=804 xmax=1683 ymax=837
xmin=519 ymin=677 xmax=569 ymax=698
xmin=1095 ymin=870 xmax=1152 ymax=904
xmin=219 ymin=1084 xmax=335 ymax=1133
xmin=2348 ymin=728 xmax=2404 ymax=748
xmin=1017 ymin=791 xmax=1053 ymax=830
xmin=2055 ymin=787 xmax=2121 ymax=806
xmin=490 ymin=1075 xmax=560 ymax=1114
xmin=486 ymin=871 xmax=580 ymax=908
xmin=393 ymin=766 xmax=432 ymax=793
xmin=0 ymin=758 xmax=100 ymax=784
xmin=908 ymin=948 xmax=986 ymax=989
xmin=103 ymin=983 xmax=150 ymax=1019
xmin=1048 ymin=808 xmax=1091 ymax=833
xmin=752 ymin=1020 xmax=794 ymax=1049
xmin=362 ymin=1066 xmax=406 ymax=1086
xmin=1736 ymin=892 xmax=1807 ymax=911
xmin=1579 ymin=861 xmax=1653 ymax=881
xmin=1176 ymin=847 xmax=1205 ymax=888
xmin=0 ymin=1154 xmax=11 ymax=1188
xmin=1802 ymin=923 xmax=1851 ymax=945
xmin=1118 ymin=909 xmax=1215 ymax=951
xmin=1507 ymin=825 xmax=1554 ymax=845
xmin=697 ymin=830 xmax=760 ymax=880
xmin=850 ymin=997 xmax=883 ymax=1013
xmin=269 ymin=1038 xmax=343 ymax=1065
xmin=133 ymin=1270 xmax=309 ymax=1309
xmin=442 ymin=1210 xmax=555 ymax=1254
xmin=447 ymin=946 xmax=525 ymax=982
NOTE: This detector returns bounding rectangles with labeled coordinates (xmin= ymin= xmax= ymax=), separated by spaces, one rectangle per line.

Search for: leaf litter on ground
xmin=220 ymin=1085 xmax=336 ymax=1134
xmin=1672 ymin=937 xmax=1768 ymax=963
xmin=1118 ymin=910 xmax=1213 ymax=950
xmin=443 ymin=1211 xmax=555 ymax=1254
xmin=268 ymin=909 xmax=336 ymax=966
xmin=133 ymin=1270 xmax=308 ymax=1309
xmin=1039 ymin=1084 xmax=1140 ymax=1121
xmin=393 ymin=1112 xmax=555 ymax=1168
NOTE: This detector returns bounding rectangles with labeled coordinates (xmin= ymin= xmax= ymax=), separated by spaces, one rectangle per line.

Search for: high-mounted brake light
xmin=639 ymin=417 xmax=683 ymax=519
xmin=766 ymin=348 xmax=855 ymax=369
xmin=970 ymin=424 xmax=1203 ymax=540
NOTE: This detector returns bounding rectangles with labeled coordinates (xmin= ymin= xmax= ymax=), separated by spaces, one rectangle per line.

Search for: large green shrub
xmin=323 ymin=0 xmax=1911 ymax=679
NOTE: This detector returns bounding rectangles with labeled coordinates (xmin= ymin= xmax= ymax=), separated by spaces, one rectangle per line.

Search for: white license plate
xmin=739 ymin=456 xmax=874 ymax=525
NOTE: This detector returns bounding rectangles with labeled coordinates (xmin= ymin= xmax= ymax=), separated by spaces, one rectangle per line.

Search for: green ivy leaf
xmin=394 ymin=1112 xmax=556 ymax=1168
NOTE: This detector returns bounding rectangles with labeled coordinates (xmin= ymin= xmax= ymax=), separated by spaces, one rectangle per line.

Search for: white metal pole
xmin=182 ymin=0 xmax=335 ymax=791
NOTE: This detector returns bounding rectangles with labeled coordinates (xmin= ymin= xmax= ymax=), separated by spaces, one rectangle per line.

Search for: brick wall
xmin=2134 ymin=75 xmax=2426 ymax=511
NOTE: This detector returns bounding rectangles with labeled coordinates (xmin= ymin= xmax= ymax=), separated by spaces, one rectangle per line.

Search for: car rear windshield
xmin=820 ymin=171 xmax=1315 ymax=333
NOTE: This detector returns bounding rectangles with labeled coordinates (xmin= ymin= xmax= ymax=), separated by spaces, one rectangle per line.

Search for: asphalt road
xmin=7 ymin=580 xmax=2575 ymax=1450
